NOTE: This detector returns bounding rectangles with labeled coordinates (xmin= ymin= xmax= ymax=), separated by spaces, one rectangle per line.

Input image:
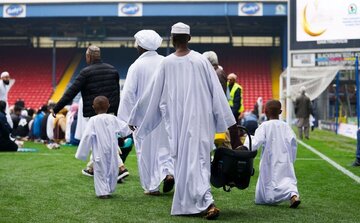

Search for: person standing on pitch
xmin=245 ymin=100 xmax=301 ymax=208
xmin=0 ymin=71 xmax=15 ymax=128
xmin=53 ymin=46 xmax=130 ymax=180
xmin=227 ymin=73 xmax=244 ymax=124
xmin=118 ymin=29 xmax=174 ymax=195
xmin=294 ymin=86 xmax=312 ymax=140
xmin=128 ymin=22 xmax=241 ymax=220
xmin=75 ymin=96 xmax=129 ymax=199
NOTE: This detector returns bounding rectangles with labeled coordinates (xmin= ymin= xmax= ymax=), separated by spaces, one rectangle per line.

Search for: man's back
xmin=295 ymin=94 xmax=311 ymax=118
xmin=134 ymin=50 xmax=234 ymax=146
xmin=54 ymin=61 xmax=119 ymax=117
xmin=162 ymin=51 xmax=227 ymax=123
xmin=128 ymin=51 xmax=163 ymax=101
xmin=255 ymin=120 xmax=297 ymax=163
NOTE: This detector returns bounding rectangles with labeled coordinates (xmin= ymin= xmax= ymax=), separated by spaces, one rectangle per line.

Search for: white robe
xmin=75 ymin=114 xmax=128 ymax=196
xmin=129 ymin=50 xmax=235 ymax=215
xmin=65 ymin=109 xmax=75 ymax=143
xmin=245 ymin=119 xmax=299 ymax=204
xmin=46 ymin=115 xmax=54 ymax=140
xmin=0 ymin=79 xmax=15 ymax=128
xmin=75 ymin=98 xmax=87 ymax=140
xmin=118 ymin=51 xmax=173 ymax=192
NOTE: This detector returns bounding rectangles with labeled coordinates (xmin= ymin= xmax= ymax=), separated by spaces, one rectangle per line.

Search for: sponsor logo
xmin=241 ymin=3 xmax=260 ymax=15
xmin=348 ymin=3 xmax=357 ymax=15
xmin=275 ymin=4 xmax=286 ymax=15
xmin=5 ymin=4 xmax=24 ymax=17
xmin=121 ymin=3 xmax=140 ymax=15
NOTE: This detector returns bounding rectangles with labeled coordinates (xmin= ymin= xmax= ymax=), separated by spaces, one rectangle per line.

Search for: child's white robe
xmin=75 ymin=114 xmax=127 ymax=196
xmin=129 ymin=51 xmax=235 ymax=215
xmin=245 ymin=119 xmax=299 ymax=204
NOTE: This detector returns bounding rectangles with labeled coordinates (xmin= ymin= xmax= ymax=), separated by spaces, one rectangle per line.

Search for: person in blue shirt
xmin=241 ymin=107 xmax=259 ymax=135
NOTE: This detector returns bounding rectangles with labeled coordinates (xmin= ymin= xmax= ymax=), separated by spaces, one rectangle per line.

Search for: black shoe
xmin=82 ymin=169 xmax=94 ymax=177
xmin=117 ymin=168 xmax=129 ymax=183
xmin=290 ymin=195 xmax=301 ymax=208
xmin=352 ymin=160 xmax=360 ymax=167
xmin=98 ymin=195 xmax=112 ymax=199
xmin=163 ymin=175 xmax=175 ymax=193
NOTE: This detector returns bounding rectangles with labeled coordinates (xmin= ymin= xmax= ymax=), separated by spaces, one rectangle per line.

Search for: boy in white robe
xmin=128 ymin=22 xmax=241 ymax=219
xmin=75 ymin=96 xmax=128 ymax=199
xmin=245 ymin=100 xmax=301 ymax=208
xmin=118 ymin=29 xmax=174 ymax=195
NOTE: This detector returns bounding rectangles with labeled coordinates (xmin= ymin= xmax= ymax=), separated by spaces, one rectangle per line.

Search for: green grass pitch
xmin=1 ymin=129 xmax=360 ymax=223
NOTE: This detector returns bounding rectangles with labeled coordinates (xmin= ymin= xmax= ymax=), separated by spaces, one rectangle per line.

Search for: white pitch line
xmin=298 ymin=140 xmax=360 ymax=184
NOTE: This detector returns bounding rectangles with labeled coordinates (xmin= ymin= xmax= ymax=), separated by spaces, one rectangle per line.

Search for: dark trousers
xmin=0 ymin=139 xmax=18 ymax=152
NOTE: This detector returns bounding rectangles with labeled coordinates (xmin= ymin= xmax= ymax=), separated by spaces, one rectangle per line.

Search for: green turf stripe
xmin=298 ymin=139 xmax=360 ymax=184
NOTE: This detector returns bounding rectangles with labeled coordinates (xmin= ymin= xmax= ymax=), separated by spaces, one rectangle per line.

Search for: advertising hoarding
xmin=290 ymin=0 xmax=360 ymax=51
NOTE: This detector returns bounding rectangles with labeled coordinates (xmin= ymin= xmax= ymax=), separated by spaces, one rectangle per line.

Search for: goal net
xmin=279 ymin=66 xmax=343 ymax=120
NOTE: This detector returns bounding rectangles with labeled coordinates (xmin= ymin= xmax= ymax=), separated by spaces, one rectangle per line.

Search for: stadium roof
xmin=0 ymin=0 xmax=287 ymax=3
xmin=0 ymin=1 xmax=287 ymax=42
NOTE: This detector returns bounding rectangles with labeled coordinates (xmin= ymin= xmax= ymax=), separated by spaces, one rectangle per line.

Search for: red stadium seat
xmin=0 ymin=48 xmax=75 ymax=109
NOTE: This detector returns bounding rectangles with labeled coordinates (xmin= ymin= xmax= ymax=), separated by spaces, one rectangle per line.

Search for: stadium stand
xmin=217 ymin=47 xmax=273 ymax=111
xmin=0 ymin=47 xmax=76 ymax=109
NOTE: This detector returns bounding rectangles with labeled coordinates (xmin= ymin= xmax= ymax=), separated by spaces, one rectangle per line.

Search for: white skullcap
xmin=134 ymin=30 xmax=163 ymax=51
xmin=202 ymin=51 xmax=219 ymax=66
xmin=228 ymin=73 xmax=237 ymax=80
xmin=1 ymin=71 xmax=9 ymax=78
xmin=171 ymin=22 xmax=190 ymax=34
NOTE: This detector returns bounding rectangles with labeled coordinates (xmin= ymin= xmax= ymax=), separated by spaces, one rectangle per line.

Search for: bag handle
xmin=237 ymin=125 xmax=252 ymax=151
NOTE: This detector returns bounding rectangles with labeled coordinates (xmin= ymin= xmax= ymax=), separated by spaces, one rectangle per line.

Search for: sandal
xmin=203 ymin=204 xmax=220 ymax=220
xmin=290 ymin=195 xmax=301 ymax=208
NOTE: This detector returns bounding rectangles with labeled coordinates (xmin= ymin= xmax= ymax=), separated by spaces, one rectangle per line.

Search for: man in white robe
xmin=128 ymin=22 xmax=241 ymax=219
xmin=75 ymin=96 xmax=129 ymax=198
xmin=0 ymin=71 xmax=15 ymax=128
xmin=118 ymin=29 xmax=174 ymax=195
xmin=244 ymin=100 xmax=301 ymax=208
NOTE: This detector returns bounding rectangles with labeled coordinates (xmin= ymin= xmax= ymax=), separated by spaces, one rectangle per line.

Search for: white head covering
xmin=1 ymin=71 xmax=9 ymax=78
xmin=134 ymin=30 xmax=163 ymax=51
xmin=202 ymin=51 xmax=219 ymax=66
xmin=171 ymin=22 xmax=190 ymax=34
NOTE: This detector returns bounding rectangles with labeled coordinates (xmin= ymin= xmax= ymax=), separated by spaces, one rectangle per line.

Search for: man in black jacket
xmin=53 ymin=45 xmax=120 ymax=117
xmin=53 ymin=45 xmax=128 ymax=180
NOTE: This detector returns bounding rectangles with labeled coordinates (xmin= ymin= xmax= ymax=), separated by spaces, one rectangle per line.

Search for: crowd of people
xmin=0 ymin=22 xmax=307 ymax=220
